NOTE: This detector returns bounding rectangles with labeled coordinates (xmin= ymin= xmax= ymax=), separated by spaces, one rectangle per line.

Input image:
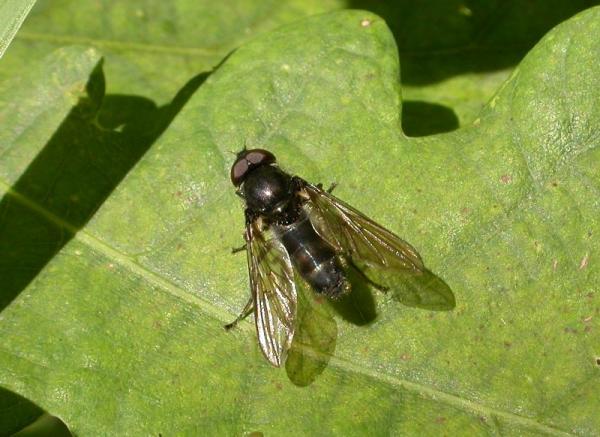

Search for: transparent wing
xmin=246 ymin=221 xmax=297 ymax=367
xmin=302 ymin=182 xmax=424 ymax=273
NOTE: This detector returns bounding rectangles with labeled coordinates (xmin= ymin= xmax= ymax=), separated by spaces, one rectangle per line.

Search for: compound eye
xmin=230 ymin=158 xmax=249 ymax=186
xmin=246 ymin=149 xmax=275 ymax=166
xmin=230 ymin=148 xmax=277 ymax=186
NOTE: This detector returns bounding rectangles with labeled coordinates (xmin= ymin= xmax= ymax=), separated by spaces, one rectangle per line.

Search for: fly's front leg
xmin=224 ymin=297 xmax=254 ymax=330
xmin=231 ymin=209 xmax=254 ymax=253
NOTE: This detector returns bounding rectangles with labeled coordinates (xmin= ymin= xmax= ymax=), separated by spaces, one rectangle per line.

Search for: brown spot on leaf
xmin=500 ymin=174 xmax=512 ymax=184
xmin=579 ymin=253 xmax=589 ymax=270
xmin=435 ymin=417 xmax=446 ymax=424
xmin=503 ymin=341 xmax=512 ymax=348
xmin=400 ymin=354 xmax=411 ymax=361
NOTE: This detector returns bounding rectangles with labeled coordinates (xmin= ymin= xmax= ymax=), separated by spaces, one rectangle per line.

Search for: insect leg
xmin=224 ymin=297 xmax=254 ymax=330
xmin=315 ymin=182 xmax=338 ymax=194
xmin=231 ymin=243 xmax=246 ymax=254
xmin=347 ymin=258 xmax=389 ymax=292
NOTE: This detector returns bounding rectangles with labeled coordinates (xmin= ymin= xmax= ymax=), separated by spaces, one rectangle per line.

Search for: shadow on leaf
xmin=382 ymin=268 xmax=456 ymax=310
xmin=285 ymin=282 xmax=338 ymax=387
xmin=0 ymin=386 xmax=71 ymax=436
xmin=328 ymin=266 xmax=377 ymax=326
xmin=347 ymin=0 xmax=597 ymax=84
xmin=402 ymin=100 xmax=459 ymax=137
xmin=0 ymin=62 xmax=211 ymax=311
xmin=284 ymin=263 xmax=454 ymax=386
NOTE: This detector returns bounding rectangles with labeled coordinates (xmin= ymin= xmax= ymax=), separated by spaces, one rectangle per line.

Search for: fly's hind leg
xmin=224 ymin=297 xmax=253 ymax=330
xmin=347 ymin=258 xmax=389 ymax=292
xmin=316 ymin=182 xmax=338 ymax=194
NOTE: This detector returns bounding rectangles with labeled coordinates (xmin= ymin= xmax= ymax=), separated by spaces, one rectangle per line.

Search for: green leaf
xmin=1 ymin=7 xmax=599 ymax=437
xmin=360 ymin=0 xmax=600 ymax=126
xmin=4 ymin=0 xmax=593 ymax=130
xmin=0 ymin=387 xmax=41 ymax=435
xmin=3 ymin=0 xmax=341 ymax=102
xmin=0 ymin=45 xmax=99 ymax=436
xmin=0 ymin=0 xmax=36 ymax=58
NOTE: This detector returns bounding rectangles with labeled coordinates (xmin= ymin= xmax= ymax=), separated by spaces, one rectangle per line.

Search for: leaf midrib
xmin=0 ymin=176 xmax=573 ymax=435
xmin=16 ymin=31 xmax=222 ymax=57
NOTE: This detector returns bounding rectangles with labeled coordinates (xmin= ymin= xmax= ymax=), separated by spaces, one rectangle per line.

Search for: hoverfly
xmin=226 ymin=149 xmax=450 ymax=367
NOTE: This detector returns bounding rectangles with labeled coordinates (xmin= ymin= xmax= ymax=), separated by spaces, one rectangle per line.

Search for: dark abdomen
xmin=274 ymin=214 xmax=347 ymax=299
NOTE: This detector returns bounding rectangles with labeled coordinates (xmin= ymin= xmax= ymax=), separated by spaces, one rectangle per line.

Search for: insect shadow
xmin=284 ymin=269 xmax=375 ymax=387
xmin=327 ymin=266 xmax=377 ymax=326
xmin=285 ymin=280 xmax=338 ymax=387
xmin=285 ymin=266 xmax=454 ymax=387
xmin=326 ymin=263 xmax=455 ymax=324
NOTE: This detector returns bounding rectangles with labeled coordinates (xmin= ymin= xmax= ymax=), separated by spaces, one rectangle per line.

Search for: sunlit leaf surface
xmin=1 ymin=5 xmax=599 ymax=436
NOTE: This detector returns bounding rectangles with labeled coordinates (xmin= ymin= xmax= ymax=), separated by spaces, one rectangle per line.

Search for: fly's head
xmin=231 ymin=149 xmax=294 ymax=219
